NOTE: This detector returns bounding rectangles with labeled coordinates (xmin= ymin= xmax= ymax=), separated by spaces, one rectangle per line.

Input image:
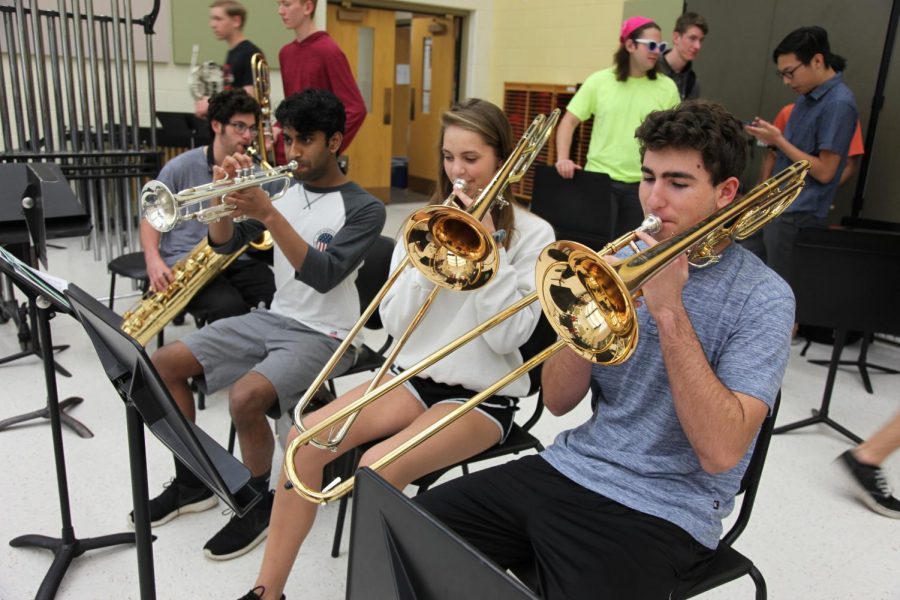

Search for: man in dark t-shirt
xmin=195 ymin=0 xmax=263 ymax=119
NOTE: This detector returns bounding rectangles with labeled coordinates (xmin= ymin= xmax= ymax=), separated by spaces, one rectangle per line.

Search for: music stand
xmin=0 ymin=253 xmax=134 ymax=599
xmin=0 ymin=162 xmax=89 ymax=379
xmin=530 ymin=165 xmax=613 ymax=250
xmin=64 ymin=283 xmax=263 ymax=599
xmin=774 ymin=227 xmax=900 ymax=443
xmin=346 ymin=468 xmax=538 ymax=600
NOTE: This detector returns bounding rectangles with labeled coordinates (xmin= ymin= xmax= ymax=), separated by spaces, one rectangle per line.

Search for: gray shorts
xmin=180 ymin=309 xmax=356 ymax=415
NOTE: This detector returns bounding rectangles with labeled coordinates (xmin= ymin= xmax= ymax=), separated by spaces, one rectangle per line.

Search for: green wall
xmin=171 ymin=0 xmax=295 ymax=69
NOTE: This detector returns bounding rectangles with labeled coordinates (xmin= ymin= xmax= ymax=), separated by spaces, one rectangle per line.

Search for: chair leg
xmin=749 ymin=565 xmax=767 ymax=600
xmin=198 ymin=389 xmax=206 ymax=411
xmin=330 ymin=447 xmax=362 ymax=557
xmin=108 ymin=273 xmax=116 ymax=310
xmin=227 ymin=422 xmax=236 ymax=455
xmin=331 ymin=495 xmax=350 ymax=558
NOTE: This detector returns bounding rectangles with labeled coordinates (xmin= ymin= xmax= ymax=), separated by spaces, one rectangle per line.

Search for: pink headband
xmin=620 ymin=16 xmax=655 ymax=43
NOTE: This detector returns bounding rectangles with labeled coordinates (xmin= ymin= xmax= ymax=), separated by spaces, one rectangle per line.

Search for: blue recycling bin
xmin=391 ymin=156 xmax=408 ymax=189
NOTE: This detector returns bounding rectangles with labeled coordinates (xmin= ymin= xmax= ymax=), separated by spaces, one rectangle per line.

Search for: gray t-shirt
xmin=154 ymin=147 xmax=214 ymax=266
xmin=541 ymin=243 xmax=794 ymax=548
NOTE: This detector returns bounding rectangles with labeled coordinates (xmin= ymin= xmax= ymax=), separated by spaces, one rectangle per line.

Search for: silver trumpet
xmin=141 ymin=160 xmax=298 ymax=232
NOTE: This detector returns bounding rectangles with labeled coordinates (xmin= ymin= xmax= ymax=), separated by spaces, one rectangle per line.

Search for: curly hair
xmin=207 ymin=88 xmax=259 ymax=133
xmin=274 ymin=88 xmax=346 ymax=143
xmin=635 ymin=99 xmax=748 ymax=185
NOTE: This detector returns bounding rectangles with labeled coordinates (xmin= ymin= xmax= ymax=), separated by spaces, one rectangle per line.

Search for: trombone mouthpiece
xmin=452 ymin=178 xmax=466 ymax=192
xmin=640 ymin=215 xmax=662 ymax=234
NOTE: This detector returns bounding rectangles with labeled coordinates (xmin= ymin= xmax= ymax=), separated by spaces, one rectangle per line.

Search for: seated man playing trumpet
xmin=417 ymin=100 xmax=796 ymax=599
xmin=237 ymin=98 xmax=555 ymax=600
xmin=142 ymin=89 xmax=386 ymax=561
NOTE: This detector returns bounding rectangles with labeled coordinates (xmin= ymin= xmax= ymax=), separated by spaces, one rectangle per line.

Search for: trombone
xmin=290 ymin=109 xmax=562 ymax=450
xmin=250 ymin=53 xmax=275 ymax=169
xmin=283 ymin=160 xmax=811 ymax=504
xmin=140 ymin=159 xmax=297 ymax=232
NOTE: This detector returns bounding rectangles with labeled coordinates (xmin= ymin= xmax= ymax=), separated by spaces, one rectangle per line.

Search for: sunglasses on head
xmin=634 ymin=39 xmax=668 ymax=53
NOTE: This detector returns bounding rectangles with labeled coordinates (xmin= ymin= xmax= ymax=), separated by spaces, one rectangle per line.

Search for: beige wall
xmin=487 ymin=0 xmax=624 ymax=103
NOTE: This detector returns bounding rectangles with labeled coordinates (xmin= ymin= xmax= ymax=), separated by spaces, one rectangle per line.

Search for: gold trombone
xmin=290 ymin=109 xmax=561 ymax=451
xmin=250 ymin=53 xmax=275 ymax=169
xmin=283 ymin=160 xmax=811 ymax=504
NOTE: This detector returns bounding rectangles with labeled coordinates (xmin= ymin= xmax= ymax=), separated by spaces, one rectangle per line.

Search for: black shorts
xmin=417 ymin=455 xmax=715 ymax=600
xmin=391 ymin=366 xmax=519 ymax=442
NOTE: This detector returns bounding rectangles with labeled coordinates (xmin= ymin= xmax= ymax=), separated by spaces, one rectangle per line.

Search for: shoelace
xmin=873 ymin=469 xmax=893 ymax=498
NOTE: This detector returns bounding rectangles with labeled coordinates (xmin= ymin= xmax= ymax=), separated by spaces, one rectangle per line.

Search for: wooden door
xmin=407 ymin=16 xmax=456 ymax=195
xmin=327 ymin=5 xmax=395 ymax=201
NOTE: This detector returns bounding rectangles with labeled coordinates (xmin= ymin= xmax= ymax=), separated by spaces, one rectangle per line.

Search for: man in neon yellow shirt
xmin=555 ymin=15 xmax=680 ymax=239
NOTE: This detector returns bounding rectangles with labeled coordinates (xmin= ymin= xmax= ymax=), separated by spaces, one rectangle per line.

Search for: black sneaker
xmin=129 ymin=479 xmax=217 ymax=527
xmin=204 ymin=490 xmax=274 ymax=560
xmin=837 ymin=450 xmax=900 ymax=518
xmin=237 ymin=586 xmax=285 ymax=600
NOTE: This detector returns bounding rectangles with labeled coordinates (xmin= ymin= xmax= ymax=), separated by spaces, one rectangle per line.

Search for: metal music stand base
xmin=775 ymin=329 xmax=864 ymax=444
xmin=0 ymin=396 xmax=93 ymax=438
xmin=807 ymin=332 xmax=899 ymax=394
xmin=8 ymin=300 xmax=135 ymax=599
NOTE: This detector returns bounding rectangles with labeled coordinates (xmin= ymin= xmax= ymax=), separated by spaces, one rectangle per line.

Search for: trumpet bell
xmin=141 ymin=180 xmax=178 ymax=232
xmin=404 ymin=205 xmax=499 ymax=291
xmin=536 ymin=241 xmax=638 ymax=365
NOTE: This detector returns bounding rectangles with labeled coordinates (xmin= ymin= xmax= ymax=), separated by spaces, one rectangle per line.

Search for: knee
xmin=229 ymin=385 xmax=274 ymax=426
xmin=151 ymin=342 xmax=196 ymax=382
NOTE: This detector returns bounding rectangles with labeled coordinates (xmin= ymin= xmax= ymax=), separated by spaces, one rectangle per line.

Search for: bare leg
xmin=151 ymin=341 xmax=203 ymax=422
xmin=229 ymin=372 xmax=279 ymax=477
xmin=361 ymin=402 xmax=502 ymax=490
xmin=252 ymin=377 xmax=426 ymax=600
xmin=854 ymin=411 xmax=900 ymax=466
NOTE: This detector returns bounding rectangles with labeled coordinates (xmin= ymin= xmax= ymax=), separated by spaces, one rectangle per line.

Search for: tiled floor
xmin=1 ymin=201 xmax=898 ymax=599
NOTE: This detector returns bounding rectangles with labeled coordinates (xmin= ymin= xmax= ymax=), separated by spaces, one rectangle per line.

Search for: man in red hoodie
xmin=274 ymin=0 xmax=366 ymax=162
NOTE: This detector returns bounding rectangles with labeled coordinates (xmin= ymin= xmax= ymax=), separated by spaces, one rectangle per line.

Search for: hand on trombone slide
xmin=632 ymin=229 xmax=689 ymax=316
xmin=449 ymin=183 xmax=496 ymax=234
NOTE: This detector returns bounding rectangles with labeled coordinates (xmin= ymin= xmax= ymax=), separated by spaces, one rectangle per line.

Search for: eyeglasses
xmin=228 ymin=121 xmax=259 ymax=135
xmin=775 ymin=63 xmax=805 ymax=80
xmin=634 ymin=39 xmax=668 ymax=53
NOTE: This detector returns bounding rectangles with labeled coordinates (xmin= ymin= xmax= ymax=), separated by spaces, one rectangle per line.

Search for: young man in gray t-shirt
xmin=418 ymin=100 xmax=795 ymax=599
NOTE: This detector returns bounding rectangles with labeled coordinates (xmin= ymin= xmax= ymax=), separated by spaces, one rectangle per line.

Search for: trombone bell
xmin=404 ymin=205 xmax=499 ymax=291
xmin=537 ymin=241 xmax=638 ymax=364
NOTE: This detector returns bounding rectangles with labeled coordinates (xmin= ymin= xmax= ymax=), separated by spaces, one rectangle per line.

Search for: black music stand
xmin=774 ymin=227 xmax=900 ymax=443
xmin=0 ymin=177 xmax=94 ymax=438
xmin=530 ymin=165 xmax=613 ymax=250
xmin=347 ymin=468 xmax=538 ymax=600
xmin=0 ymin=162 xmax=90 ymax=379
xmin=800 ymin=217 xmax=900 ymax=391
xmin=0 ymin=255 xmax=134 ymax=600
xmin=64 ymin=284 xmax=263 ymax=600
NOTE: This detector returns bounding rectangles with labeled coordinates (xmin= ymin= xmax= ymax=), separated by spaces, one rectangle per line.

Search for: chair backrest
xmin=530 ymin=165 xmax=613 ymax=250
xmin=354 ymin=235 xmax=396 ymax=331
xmin=721 ymin=390 xmax=781 ymax=547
